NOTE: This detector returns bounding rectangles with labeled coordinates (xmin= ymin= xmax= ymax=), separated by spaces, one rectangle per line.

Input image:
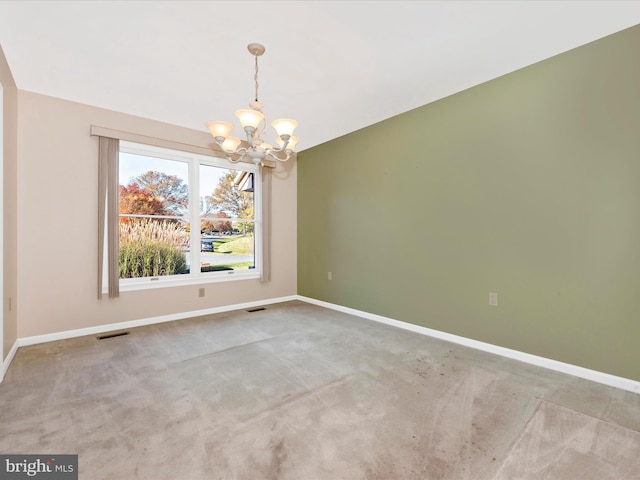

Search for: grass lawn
xmin=215 ymin=235 xmax=254 ymax=254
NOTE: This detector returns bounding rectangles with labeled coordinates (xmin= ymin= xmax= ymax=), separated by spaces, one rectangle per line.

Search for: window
xmin=116 ymin=141 xmax=260 ymax=290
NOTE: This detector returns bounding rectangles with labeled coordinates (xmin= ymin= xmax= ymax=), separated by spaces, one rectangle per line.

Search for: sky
xmin=119 ymin=152 xmax=225 ymax=198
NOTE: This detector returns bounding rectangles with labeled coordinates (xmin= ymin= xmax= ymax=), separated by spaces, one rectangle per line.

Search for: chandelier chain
xmin=254 ymin=55 xmax=259 ymax=102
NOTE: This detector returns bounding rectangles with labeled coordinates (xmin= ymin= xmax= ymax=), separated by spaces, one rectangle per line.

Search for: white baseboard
xmin=5 ymin=294 xmax=639 ymax=395
xmin=1 ymin=340 xmax=19 ymax=383
xmin=1 ymin=295 xmax=296 ymax=381
xmin=296 ymin=295 xmax=640 ymax=395
xmin=17 ymin=295 xmax=298 ymax=347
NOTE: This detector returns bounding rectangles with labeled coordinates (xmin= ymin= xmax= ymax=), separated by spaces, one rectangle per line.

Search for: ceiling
xmin=1 ymin=1 xmax=639 ymax=151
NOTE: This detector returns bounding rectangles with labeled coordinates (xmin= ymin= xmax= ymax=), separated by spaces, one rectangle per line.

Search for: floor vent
xmin=247 ymin=307 xmax=266 ymax=313
xmin=97 ymin=331 xmax=130 ymax=340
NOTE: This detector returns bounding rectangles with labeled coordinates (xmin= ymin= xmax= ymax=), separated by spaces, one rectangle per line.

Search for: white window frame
xmin=110 ymin=140 xmax=261 ymax=292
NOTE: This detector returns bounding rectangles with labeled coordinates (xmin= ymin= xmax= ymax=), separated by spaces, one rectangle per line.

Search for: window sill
xmin=105 ymin=270 xmax=261 ymax=294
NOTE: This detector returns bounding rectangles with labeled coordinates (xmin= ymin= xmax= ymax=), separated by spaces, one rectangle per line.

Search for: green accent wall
xmin=297 ymin=25 xmax=640 ymax=382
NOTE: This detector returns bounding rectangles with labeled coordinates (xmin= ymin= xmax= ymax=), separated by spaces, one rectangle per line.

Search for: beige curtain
xmin=260 ymin=166 xmax=272 ymax=282
xmin=98 ymin=136 xmax=120 ymax=298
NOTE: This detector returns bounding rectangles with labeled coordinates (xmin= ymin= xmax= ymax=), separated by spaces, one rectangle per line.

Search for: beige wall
xmin=1 ymin=45 xmax=18 ymax=361
xmin=17 ymin=91 xmax=297 ymax=338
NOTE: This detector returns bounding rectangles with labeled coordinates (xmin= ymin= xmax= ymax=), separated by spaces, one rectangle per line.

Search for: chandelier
xmin=206 ymin=43 xmax=299 ymax=166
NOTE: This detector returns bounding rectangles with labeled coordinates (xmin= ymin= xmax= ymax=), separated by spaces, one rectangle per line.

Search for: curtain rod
xmin=90 ymin=125 xmax=277 ymax=168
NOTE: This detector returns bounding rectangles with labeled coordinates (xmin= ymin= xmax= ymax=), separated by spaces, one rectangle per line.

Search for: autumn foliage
xmin=201 ymin=212 xmax=232 ymax=234
xmin=119 ymin=183 xmax=167 ymax=220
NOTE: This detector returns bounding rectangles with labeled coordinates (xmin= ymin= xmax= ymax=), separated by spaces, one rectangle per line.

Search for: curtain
xmin=260 ymin=166 xmax=272 ymax=282
xmin=98 ymin=136 xmax=119 ymax=298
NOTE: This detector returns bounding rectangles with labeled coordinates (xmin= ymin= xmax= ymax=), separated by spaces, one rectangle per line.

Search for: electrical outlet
xmin=489 ymin=292 xmax=498 ymax=307
xmin=328 ymin=272 xmax=332 ymax=281
xmin=199 ymin=288 xmax=205 ymax=298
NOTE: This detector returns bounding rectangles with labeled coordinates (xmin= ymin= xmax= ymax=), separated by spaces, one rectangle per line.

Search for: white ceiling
xmin=1 ymin=1 xmax=639 ymax=151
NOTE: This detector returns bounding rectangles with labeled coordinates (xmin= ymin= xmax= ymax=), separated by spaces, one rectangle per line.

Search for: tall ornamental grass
xmin=119 ymin=219 xmax=188 ymax=278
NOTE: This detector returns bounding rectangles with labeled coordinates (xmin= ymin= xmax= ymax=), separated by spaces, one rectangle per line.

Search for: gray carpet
xmin=1 ymin=300 xmax=638 ymax=479
xmin=493 ymin=401 xmax=640 ymax=479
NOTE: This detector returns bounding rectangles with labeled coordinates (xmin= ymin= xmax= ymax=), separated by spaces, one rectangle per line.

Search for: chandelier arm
xmin=237 ymin=152 xmax=250 ymax=164
xmin=266 ymin=149 xmax=293 ymax=163
xmin=220 ymin=146 xmax=248 ymax=163
xmin=257 ymin=114 xmax=268 ymax=142
xmin=270 ymin=140 xmax=290 ymax=153
xmin=219 ymin=144 xmax=247 ymax=155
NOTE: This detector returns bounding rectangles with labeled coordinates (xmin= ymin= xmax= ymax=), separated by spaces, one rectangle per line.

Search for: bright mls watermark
xmin=0 ymin=456 xmax=77 ymax=479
